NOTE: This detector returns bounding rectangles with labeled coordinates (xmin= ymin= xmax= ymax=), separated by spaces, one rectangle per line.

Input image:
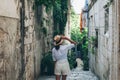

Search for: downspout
xmin=19 ymin=0 xmax=25 ymax=79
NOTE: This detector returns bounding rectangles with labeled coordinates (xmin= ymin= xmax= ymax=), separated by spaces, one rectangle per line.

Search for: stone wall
xmin=0 ymin=16 xmax=20 ymax=80
xmin=0 ymin=0 xmax=21 ymax=80
xmin=0 ymin=0 xmax=54 ymax=80
xmin=34 ymin=4 xmax=54 ymax=75
xmin=24 ymin=0 xmax=37 ymax=80
xmin=88 ymin=0 xmax=119 ymax=80
xmin=117 ymin=0 xmax=120 ymax=79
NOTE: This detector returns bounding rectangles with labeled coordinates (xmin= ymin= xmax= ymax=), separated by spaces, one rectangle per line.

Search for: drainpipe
xmin=19 ymin=0 xmax=25 ymax=79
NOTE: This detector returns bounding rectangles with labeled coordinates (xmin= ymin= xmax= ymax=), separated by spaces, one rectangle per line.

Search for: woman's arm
xmin=61 ymin=36 xmax=77 ymax=45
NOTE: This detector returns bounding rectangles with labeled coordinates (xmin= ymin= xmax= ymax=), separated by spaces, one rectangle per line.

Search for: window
xmin=95 ymin=29 xmax=98 ymax=48
xmin=104 ymin=8 xmax=109 ymax=34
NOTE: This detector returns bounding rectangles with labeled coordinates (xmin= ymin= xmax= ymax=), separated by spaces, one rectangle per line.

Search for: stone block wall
xmin=118 ymin=0 xmax=120 ymax=79
xmin=24 ymin=0 xmax=37 ymax=80
xmin=0 ymin=0 xmax=54 ymax=80
xmin=0 ymin=0 xmax=21 ymax=80
xmin=0 ymin=16 xmax=20 ymax=80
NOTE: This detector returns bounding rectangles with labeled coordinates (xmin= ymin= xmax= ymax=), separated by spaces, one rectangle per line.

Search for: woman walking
xmin=52 ymin=35 xmax=76 ymax=80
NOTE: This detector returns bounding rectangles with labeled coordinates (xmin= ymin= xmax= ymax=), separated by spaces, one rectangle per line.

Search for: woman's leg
xmin=61 ymin=61 xmax=70 ymax=80
xmin=62 ymin=75 xmax=67 ymax=80
xmin=56 ymin=75 xmax=61 ymax=80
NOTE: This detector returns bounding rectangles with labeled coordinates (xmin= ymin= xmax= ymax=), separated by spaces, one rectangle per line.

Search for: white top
xmin=52 ymin=44 xmax=75 ymax=61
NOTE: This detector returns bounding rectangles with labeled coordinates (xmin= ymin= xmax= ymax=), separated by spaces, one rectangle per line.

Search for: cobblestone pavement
xmin=38 ymin=76 xmax=55 ymax=80
xmin=38 ymin=68 xmax=98 ymax=80
xmin=67 ymin=68 xmax=98 ymax=80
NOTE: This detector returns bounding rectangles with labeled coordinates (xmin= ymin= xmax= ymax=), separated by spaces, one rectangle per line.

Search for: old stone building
xmin=0 ymin=0 xmax=71 ymax=80
xmin=0 ymin=0 xmax=54 ymax=80
xmin=87 ymin=0 xmax=120 ymax=80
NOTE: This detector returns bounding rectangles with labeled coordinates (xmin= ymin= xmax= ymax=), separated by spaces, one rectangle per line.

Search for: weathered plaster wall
xmin=0 ymin=0 xmax=21 ymax=80
xmin=0 ymin=0 xmax=19 ymax=18
xmin=0 ymin=16 xmax=20 ymax=80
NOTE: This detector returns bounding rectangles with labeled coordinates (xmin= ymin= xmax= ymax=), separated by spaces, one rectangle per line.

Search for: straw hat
xmin=54 ymin=35 xmax=63 ymax=46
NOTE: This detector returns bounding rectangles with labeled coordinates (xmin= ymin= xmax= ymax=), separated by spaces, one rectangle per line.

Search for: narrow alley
xmin=0 ymin=0 xmax=120 ymax=80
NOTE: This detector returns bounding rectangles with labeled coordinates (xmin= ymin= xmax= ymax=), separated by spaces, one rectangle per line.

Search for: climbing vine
xmin=35 ymin=0 xmax=54 ymax=9
xmin=53 ymin=0 xmax=68 ymax=35
xmin=35 ymin=0 xmax=69 ymax=74
xmin=34 ymin=0 xmax=68 ymax=36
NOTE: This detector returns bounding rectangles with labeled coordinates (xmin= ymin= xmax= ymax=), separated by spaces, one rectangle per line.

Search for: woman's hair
xmin=55 ymin=45 xmax=60 ymax=50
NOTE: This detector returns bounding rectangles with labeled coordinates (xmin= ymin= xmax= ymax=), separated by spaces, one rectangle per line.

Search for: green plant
xmin=70 ymin=10 xmax=89 ymax=70
xmin=34 ymin=0 xmax=68 ymax=36
xmin=89 ymin=36 xmax=98 ymax=54
xmin=70 ymin=27 xmax=89 ymax=70
xmin=68 ymin=51 xmax=77 ymax=69
xmin=40 ymin=51 xmax=54 ymax=75
xmin=35 ymin=0 xmax=54 ymax=9
xmin=53 ymin=0 xmax=68 ymax=35
xmin=41 ymin=27 xmax=47 ymax=35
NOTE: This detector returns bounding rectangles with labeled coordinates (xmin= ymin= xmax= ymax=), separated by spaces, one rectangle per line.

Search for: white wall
xmin=88 ymin=0 xmax=114 ymax=80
